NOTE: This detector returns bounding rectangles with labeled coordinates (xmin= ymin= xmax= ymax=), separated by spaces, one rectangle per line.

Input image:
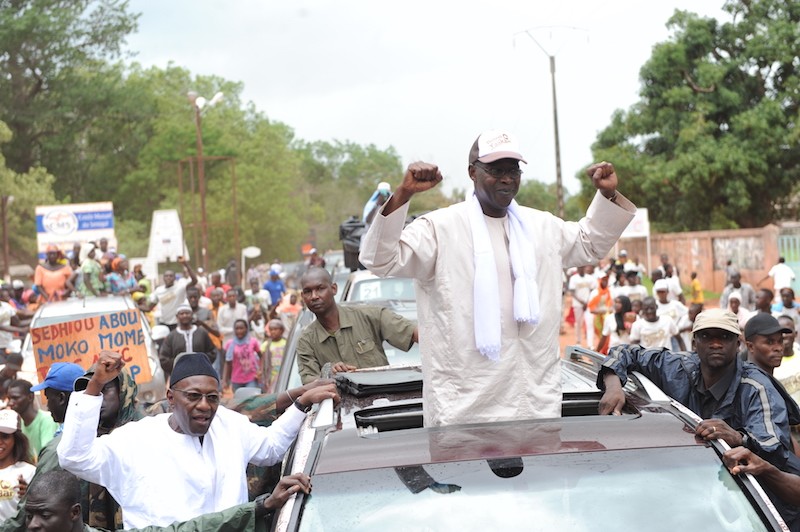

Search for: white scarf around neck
xmin=469 ymin=194 xmax=540 ymax=360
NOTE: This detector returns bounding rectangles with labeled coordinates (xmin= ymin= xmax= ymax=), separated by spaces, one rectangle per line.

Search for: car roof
xmin=31 ymin=296 xmax=140 ymax=325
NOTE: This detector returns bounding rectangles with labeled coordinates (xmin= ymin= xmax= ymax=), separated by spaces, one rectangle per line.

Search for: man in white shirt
xmin=140 ymin=257 xmax=198 ymax=329
xmin=654 ymin=279 xmax=688 ymax=350
xmin=630 ymin=296 xmax=679 ymax=349
xmin=58 ymin=351 xmax=337 ymax=528
xmin=568 ymin=266 xmax=595 ymax=346
xmin=359 ymin=130 xmax=635 ymax=427
xmin=759 ymin=257 xmax=796 ymax=302
xmin=217 ymin=289 xmax=248 ymax=346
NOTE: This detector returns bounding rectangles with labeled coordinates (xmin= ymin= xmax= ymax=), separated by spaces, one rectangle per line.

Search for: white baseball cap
xmin=468 ymin=130 xmax=527 ymax=164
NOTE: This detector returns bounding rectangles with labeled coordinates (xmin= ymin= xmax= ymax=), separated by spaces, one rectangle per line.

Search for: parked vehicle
xmin=338 ymin=270 xmax=415 ymax=303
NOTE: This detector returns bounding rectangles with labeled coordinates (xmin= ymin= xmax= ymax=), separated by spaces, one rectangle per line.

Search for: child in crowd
xmin=223 ymin=319 xmax=262 ymax=392
xmin=629 ymin=297 xmax=679 ymax=349
xmin=654 ymin=279 xmax=688 ymax=350
xmin=261 ymin=319 xmax=286 ymax=393
xmin=597 ymin=296 xmax=637 ymax=354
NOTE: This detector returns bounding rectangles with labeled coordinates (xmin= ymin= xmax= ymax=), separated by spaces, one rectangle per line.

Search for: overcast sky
xmin=125 ymin=0 xmax=729 ymax=196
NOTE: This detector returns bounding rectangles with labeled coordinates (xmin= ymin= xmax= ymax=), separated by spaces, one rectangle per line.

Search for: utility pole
xmin=515 ymin=26 xmax=588 ymax=219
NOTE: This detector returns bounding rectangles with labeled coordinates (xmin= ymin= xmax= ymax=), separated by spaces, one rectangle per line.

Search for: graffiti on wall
xmin=712 ymin=237 xmax=765 ymax=271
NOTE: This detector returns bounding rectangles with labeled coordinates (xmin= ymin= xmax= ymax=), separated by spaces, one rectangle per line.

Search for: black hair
xmin=614 ymin=296 xmax=632 ymax=334
xmin=10 ymin=430 xmax=33 ymax=465
xmin=8 ymin=379 xmax=32 ymax=394
xmin=28 ymin=470 xmax=81 ymax=506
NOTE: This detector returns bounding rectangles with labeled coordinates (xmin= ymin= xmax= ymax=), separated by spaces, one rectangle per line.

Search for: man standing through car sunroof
xmin=360 ymin=130 xmax=635 ymax=427
xmin=296 ymin=267 xmax=418 ymax=384
xmin=598 ymin=308 xmax=800 ymax=529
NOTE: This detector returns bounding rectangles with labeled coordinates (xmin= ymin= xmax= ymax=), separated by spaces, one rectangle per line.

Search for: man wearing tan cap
xmin=598 ymin=307 xmax=800 ymax=528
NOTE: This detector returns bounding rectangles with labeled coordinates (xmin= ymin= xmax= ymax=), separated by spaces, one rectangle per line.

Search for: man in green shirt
xmin=297 ymin=267 xmax=418 ymax=384
xmin=24 ymin=469 xmax=310 ymax=531
xmin=7 ymin=379 xmax=58 ymax=457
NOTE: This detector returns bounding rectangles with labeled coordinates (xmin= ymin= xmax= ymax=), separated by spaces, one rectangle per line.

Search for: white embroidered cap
xmin=469 ymin=130 xmax=527 ymax=164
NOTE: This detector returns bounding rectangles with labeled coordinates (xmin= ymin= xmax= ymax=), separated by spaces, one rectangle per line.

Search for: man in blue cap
xmin=31 ymin=363 xmax=86 ymax=436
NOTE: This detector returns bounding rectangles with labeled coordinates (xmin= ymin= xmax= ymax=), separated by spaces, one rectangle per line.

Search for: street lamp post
xmin=241 ymin=246 xmax=261 ymax=289
xmin=187 ymin=90 xmax=223 ymax=273
xmin=1 ymin=195 xmax=13 ymax=282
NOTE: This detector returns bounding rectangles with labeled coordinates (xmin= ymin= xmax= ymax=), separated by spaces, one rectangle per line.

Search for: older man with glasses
xmin=57 ymin=351 xmax=338 ymax=528
xmin=360 ymin=129 xmax=636 ymax=428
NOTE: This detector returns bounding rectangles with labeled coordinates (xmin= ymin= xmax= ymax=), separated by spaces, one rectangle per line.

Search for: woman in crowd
xmin=597 ymin=295 xmax=636 ymax=354
xmin=223 ymin=319 xmax=262 ymax=392
xmin=76 ymin=242 xmax=105 ymax=298
xmin=0 ymin=410 xmax=35 ymax=521
xmin=33 ymin=245 xmax=73 ymax=302
xmin=106 ymin=257 xmax=140 ymax=296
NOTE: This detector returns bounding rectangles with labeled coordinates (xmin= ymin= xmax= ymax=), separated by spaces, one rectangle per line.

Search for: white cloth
xmin=666 ymin=276 xmax=683 ymax=302
xmin=621 ymin=284 xmax=648 ymax=302
xmin=58 ymin=391 xmax=305 ymax=529
xmin=0 ymin=461 xmax=35 ymax=520
xmin=150 ymin=278 xmax=191 ymax=325
xmin=656 ymin=299 xmax=688 ymax=326
xmin=568 ymin=273 xmax=595 ymax=309
xmin=469 ymin=195 xmax=540 ymax=359
xmin=676 ymin=314 xmax=694 ymax=353
xmin=630 ymin=316 xmax=677 ymax=349
xmin=769 ymin=263 xmax=796 ymax=292
xmin=601 ymin=313 xmax=634 ymax=349
xmin=0 ymin=302 xmax=16 ymax=349
xmin=360 ymin=190 xmax=635 ymax=426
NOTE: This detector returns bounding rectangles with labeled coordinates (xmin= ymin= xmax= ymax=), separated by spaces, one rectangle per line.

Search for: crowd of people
xmin=0 ymin=127 xmax=797 ymax=529
xmin=563 ymin=251 xmax=799 ymax=358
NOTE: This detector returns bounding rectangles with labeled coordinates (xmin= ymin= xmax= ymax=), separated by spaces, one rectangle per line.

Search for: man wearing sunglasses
xmin=360 ymin=129 xmax=636 ymax=427
xmin=57 ymin=351 xmax=338 ymax=528
xmin=598 ymin=308 xmax=800 ymax=528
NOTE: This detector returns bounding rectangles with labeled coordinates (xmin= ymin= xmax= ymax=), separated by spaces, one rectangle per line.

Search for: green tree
xmin=0 ymin=0 xmax=138 ymax=178
xmin=589 ymin=1 xmax=800 ymax=231
xmin=0 ymin=122 xmax=58 ymax=266
xmin=505 ymin=179 xmax=584 ymax=221
xmin=297 ymin=141 xmax=404 ymax=252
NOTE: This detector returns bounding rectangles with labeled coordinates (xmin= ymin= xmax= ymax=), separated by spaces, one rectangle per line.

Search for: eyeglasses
xmin=695 ymin=331 xmax=738 ymax=343
xmin=471 ymin=162 xmax=522 ymax=179
xmin=171 ymin=388 xmax=221 ymax=405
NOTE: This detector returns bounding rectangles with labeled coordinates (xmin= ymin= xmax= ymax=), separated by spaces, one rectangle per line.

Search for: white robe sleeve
xmin=359 ymin=200 xmax=437 ymax=281
xmin=558 ymin=191 xmax=636 ymax=268
xmin=57 ymin=391 xmax=117 ymax=486
xmin=241 ymin=404 xmax=307 ymax=467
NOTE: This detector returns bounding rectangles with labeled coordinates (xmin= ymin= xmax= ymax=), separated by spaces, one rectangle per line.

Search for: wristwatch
xmin=738 ymin=430 xmax=753 ymax=450
xmin=254 ymin=492 xmax=276 ymax=519
xmin=294 ymin=399 xmax=312 ymax=413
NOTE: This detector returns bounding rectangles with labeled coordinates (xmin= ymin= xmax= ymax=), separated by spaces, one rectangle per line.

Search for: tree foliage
xmin=0 ymin=122 xmax=58 ymax=265
xmin=0 ymin=0 xmax=138 ymax=175
xmin=588 ymin=0 xmax=800 ymax=231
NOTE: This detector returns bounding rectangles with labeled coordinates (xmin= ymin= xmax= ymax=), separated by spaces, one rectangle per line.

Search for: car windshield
xmin=297 ymin=446 xmax=769 ymax=532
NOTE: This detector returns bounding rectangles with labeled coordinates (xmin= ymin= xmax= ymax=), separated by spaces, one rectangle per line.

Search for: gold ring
xmin=712 ymin=426 xmax=716 ymax=433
